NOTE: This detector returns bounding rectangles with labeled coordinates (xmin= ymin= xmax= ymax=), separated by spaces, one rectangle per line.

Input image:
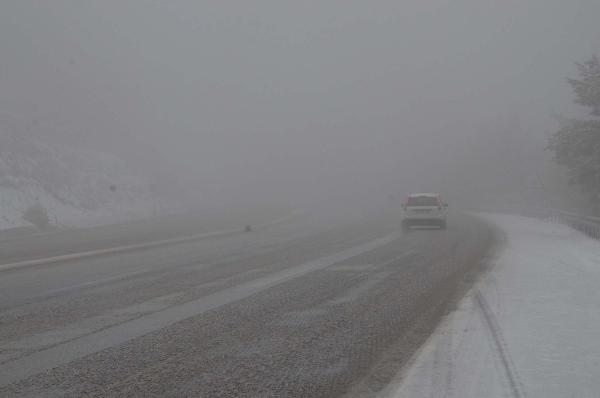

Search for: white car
xmin=402 ymin=193 xmax=448 ymax=231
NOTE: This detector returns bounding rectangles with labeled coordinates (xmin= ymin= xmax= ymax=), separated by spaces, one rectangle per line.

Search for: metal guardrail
xmin=524 ymin=207 xmax=600 ymax=240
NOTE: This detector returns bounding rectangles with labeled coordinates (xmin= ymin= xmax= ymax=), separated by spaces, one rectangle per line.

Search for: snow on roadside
xmin=0 ymin=182 xmax=158 ymax=230
xmin=386 ymin=213 xmax=600 ymax=398
xmin=0 ymin=134 xmax=176 ymax=230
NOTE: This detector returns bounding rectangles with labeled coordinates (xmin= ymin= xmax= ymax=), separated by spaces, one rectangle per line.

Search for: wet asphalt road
xmin=0 ymin=211 xmax=494 ymax=397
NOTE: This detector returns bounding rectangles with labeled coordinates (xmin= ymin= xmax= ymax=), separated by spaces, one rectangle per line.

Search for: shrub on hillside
xmin=22 ymin=203 xmax=50 ymax=230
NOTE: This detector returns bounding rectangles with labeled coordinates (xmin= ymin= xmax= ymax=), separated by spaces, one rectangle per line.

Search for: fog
xmin=2 ymin=1 xmax=600 ymax=213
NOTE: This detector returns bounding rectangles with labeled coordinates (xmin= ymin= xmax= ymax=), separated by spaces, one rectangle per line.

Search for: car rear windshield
xmin=406 ymin=196 xmax=439 ymax=206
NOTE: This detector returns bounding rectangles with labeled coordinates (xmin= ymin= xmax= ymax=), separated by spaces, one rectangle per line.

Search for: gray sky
xmin=1 ymin=0 xmax=600 ymax=206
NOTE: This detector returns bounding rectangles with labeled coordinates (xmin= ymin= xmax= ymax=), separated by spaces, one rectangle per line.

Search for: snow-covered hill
xmin=0 ymin=134 xmax=170 ymax=230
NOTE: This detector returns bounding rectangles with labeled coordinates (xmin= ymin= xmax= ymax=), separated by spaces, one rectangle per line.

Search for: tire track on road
xmin=475 ymin=291 xmax=526 ymax=398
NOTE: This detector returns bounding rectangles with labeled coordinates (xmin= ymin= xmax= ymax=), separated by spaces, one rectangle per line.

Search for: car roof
xmin=407 ymin=193 xmax=439 ymax=197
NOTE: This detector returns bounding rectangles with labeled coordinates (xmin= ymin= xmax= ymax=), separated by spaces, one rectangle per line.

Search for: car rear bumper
xmin=402 ymin=218 xmax=445 ymax=225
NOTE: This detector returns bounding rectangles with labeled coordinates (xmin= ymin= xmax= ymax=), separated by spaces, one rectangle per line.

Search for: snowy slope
xmin=0 ymin=134 xmax=165 ymax=229
xmin=387 ymin=214 xmax=600 ymax=398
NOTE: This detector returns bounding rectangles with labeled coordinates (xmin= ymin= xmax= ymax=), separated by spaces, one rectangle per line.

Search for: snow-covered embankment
xmin=0 ymin=134 xmax=171 ymax=230
xmin=387 ymin=214 xmax=600 ymax=398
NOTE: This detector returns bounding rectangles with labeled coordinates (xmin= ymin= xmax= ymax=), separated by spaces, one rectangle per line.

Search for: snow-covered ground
xmin=0 ymin=134 xmax=176 ymax=230
xmin=386 ymin=213 xmax=600 ymax=398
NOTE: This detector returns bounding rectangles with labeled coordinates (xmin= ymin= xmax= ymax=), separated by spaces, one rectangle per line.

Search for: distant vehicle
xmin=402 ymin=193 xmax=448 ymax=231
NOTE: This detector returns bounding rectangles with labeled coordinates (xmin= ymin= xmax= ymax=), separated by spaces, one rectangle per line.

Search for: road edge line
xmin=0 ymin=211 xmax=299 ymax=273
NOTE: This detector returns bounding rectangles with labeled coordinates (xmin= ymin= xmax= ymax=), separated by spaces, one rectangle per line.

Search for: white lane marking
xmin=0 ymin=212 xmax=298 ymax=273
xmin=0 ymin=230 xmax=240 ymax=272
xmin=0 ymin=231 xmax=400 ymax=387
xmin=0 ymin=268 xmax=266 ymax=358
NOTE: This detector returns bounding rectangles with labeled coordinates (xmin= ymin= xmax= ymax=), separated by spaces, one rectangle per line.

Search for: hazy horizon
xmin=2 ymin=0 xmax=599 ymax=209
